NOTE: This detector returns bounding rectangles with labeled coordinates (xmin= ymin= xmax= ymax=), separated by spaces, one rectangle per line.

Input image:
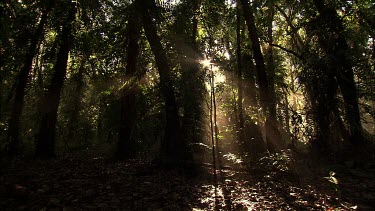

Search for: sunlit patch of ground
xmin=195 ymin=183 xmax=258 ymax=210
xmin=194 ymin=166 xmax=362 ymax=210
xmin=223 ymin=153 xmax=244 ymax=164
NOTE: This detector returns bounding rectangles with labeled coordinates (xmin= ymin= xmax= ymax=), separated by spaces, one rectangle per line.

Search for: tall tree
xmin=240 ymin=0 xmax=283 ymax=151
xmin=138 ymin=0 xmax=187 ymax=164
xmin=236 ymin=0 xmax=245 ymax=142
xmin=116 ymin=5 xmax=142 ymax=159
xmin=265 ymin=2 xmax=277 ymax=127
xmin=35 ymin=1 xmax=76 ymax=159
xmin=311 ymin=0 xmax=364 ymax=145
xmin=6 ymin=1 xmax=53 ymax=156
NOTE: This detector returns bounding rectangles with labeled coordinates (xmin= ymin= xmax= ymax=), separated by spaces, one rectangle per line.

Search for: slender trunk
xmin=212 ymin=65 xmax=220 ymax=166
xmin=210 ymin=68 xmax=217 ymax=178
xmin=236 ymin=1 xmax=244 ymax=142
xmin=6 ymin=5 xmax=52 ymax=156
xmin=283 ymin=88 xmax=291 ymax=146
xmin=139 ymin=0 xmax=183 ymax=163
xmin=240 ymin=0 xmax=283 ymax=151
xmin=266 ymin=5 xmax=277 ymax=123
xmin=35 ymin=3 xmax=75 ymax=159
xmin=116 ymin=8 xmax=141 ymax=159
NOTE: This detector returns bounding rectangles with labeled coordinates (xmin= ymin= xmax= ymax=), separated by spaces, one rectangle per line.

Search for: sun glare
xmin=200 ymin=59 xmax=212 ymax=68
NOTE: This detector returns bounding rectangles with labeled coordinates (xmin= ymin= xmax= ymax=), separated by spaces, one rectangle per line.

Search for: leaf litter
xmin=0 ymin=153 xmax=374 ymax=210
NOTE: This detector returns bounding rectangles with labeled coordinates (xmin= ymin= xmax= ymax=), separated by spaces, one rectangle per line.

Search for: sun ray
xmin=200 ymin=58 xmax=212 ymax=68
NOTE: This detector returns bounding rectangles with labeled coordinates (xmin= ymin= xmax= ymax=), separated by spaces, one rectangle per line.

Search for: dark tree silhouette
xmin=35 ymin=2 xmax=76 ymax=159
xmin=138 ymin=0 xmax=188 ymax=164
xmin=116 ymin=5 xmax=142 ymax=159
xmin=312 ymin=0 xmax=364 ymax=146
xmin=240 ymin=0 xmax=284 ymax=151
xmin=6 ymin=2 xmax=53 ymax=157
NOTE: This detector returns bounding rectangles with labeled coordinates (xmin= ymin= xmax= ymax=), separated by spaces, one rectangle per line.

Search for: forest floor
xmin=1 ymin=150 xmax=375 ymax=210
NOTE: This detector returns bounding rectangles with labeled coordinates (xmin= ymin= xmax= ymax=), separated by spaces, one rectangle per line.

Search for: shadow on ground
xmin=1 ymin=151 xmax=374 ymax=210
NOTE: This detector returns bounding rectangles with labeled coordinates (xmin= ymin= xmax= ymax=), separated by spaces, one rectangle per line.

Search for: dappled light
xmin=223 ymin=153 xmax=243 ymax=164
xmin=1 ymin=0 xmax=374 ymax=209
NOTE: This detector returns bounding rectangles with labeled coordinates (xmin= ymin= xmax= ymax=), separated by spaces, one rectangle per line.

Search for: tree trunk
xmin=138 ymin=0 xmax=184 ymax=163
xmin=6 ymin=4 xmax=52 ymax=156
xmin=265 ymin=4 xmax=284 ymax=150
xmin=240 ymin=0 xmax=283 ymax=151
xmin=236 ymin=1 xmax=245 ymax=142
xmin=35 ymin=3 xmax=75 ymax=159
xmin=116 ymin=8 xmax=142 ymax=159
xmin=282 ymin=87 xmax=291 ymax=146
xmin=266 ymin=5 xmax=277 ymax=124
xmin=312 ymin=0 xmax=364 ymax=145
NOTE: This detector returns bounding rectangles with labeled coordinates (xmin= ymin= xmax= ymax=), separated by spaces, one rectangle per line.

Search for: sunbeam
xmin=200 ymin=58 xmax=212 ymax=68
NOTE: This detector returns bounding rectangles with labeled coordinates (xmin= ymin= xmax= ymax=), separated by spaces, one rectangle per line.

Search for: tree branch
xmin=270 ymin=43 xmax=303 ymax=60
xmin=274 ymin=4 xmax=304 ymax=47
